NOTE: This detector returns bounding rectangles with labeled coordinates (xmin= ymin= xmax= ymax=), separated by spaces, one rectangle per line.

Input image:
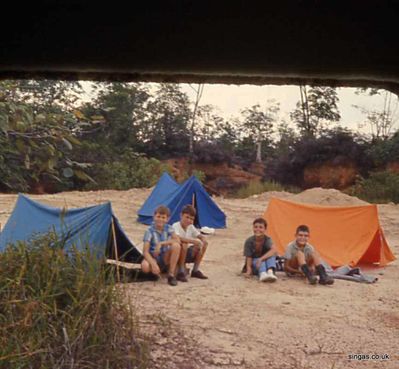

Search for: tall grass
xmin=0 ymin=235 xmax=148 ymax=369
xmin=349 ymin=171 xmax=399 ymax=204
xmin=233 ymin=180 xmax=300 ymax=198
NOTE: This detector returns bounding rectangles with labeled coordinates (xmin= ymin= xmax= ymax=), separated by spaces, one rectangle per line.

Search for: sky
xmin=82 ymin=82 xmax=398 ymax=135
xmin=179 ymin=84 xmax=395 ymax=134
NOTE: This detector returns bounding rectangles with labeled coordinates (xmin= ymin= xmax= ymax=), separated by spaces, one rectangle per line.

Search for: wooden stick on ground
xmin=111 ymin=217 xmax=120 ymax=282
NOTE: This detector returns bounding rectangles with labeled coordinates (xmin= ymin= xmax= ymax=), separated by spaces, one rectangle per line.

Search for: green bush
xmin=85 ymin=152 xmax=170 ymax=190
xmin=233 ymin=180 xmax=300 ymax=198
xmin=0 ymin=236 xmax=148 ymax=369
xmin=349 ymin=171 xmax=399 ymax=203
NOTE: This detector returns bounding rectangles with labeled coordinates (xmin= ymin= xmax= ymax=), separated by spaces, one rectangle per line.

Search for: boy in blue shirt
xmin=141 ymin=205 xmax=181 ymax=286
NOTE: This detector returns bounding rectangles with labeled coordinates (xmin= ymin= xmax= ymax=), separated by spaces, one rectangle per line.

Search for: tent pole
xmin=111 ymin=218 xmax=120 ymax=282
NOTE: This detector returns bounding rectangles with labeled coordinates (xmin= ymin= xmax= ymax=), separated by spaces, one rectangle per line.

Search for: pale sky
xmin=82 ymin=82 xmax=398 ymax=135
xmin=180 ymin=84 xmax=396 ymax=134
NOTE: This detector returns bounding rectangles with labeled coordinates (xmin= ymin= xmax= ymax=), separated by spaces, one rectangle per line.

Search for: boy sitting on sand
xmin=284 ymin=225 xmax=334 ymax=285
xmin=141 ymin=205 xmax=181 ymax=286
xmin=243 ymin=218 xmax=278 ymax=282
xmin=172 ymin=204 xmax=209 ymax=281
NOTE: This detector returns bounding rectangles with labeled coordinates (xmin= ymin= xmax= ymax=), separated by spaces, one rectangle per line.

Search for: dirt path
xmin=1 ymin=189 xmax=398 ymax=369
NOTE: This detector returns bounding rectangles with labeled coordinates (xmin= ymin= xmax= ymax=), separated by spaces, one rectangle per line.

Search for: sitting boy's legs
xmin=176 ymin=242 xmax=189 ymax=282
xmin=306 ymin=251 xmax=334 ymax=285
xmin=287 ymin=250 xmax=333 ymax=285
xmin=162 ymin=242 xmax=181 ymax=284
xmin=289 ymin=250 xmax=318 ymax=284
xmin=252 ymin=256 xmax=277 ymax=282
xmin=187 ymin=242 xmax=208 ymax=279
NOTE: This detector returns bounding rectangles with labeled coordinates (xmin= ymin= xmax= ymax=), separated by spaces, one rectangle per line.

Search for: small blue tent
xmin=137 ymin=173 xmax=226 ymax=228
xmin=0 ymin=194 xmax=142 ymax=263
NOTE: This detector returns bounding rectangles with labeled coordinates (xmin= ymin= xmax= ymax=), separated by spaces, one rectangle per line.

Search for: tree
xmin=188 ymin=84 xmax=204 ymax=155
xmin=0 ymin=81 xmax=93 ymax=192
xmin=291 ymin=85 xmax=341 ymax=137
xmin=86 ymin=82 xmax=150 ymax=151
xmin=240 ymin=102 xmax=279 ymax=162
xmin=11 ymin=79 xmax=83 ymax=113
xmin=144 ymin=84 xmax=191 ymax=156
xmin=354 ymin=88 xmax=399 ymax=139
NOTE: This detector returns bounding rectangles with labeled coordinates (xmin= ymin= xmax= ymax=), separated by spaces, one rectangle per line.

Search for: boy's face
xmin=181 ymin=213 xmax=195 ymax=228
xmin=154 ymin=212 xmax=169 ymax=228
xmin=253 ymin=222 xmax=266 ymax=237
xmin=295 ymin=231 xmax=310 ymax=246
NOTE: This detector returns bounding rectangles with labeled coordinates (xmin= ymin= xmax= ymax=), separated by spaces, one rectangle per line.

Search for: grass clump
xmin=233 ymin=180 xmax=300 ymax=198
xmin=349 ymin=171 xmax=399 ymax=204
xmin=0 ymin=235 xmax=148 ymax=369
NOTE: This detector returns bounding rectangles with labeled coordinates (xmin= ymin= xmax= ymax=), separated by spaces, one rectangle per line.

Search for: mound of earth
xmin=289 ymin=187 xmax=368 ymax=206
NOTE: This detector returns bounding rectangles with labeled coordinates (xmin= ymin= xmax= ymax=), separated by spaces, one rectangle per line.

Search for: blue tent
xmin=137 ymin=173 xmax=226 ymax=228
xmin=0 ymin=194 xmax=142 ymax=263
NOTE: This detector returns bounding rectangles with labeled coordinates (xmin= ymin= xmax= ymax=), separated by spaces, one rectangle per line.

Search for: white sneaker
xmin=264 ymin=269 xmax=278 ymax=282
xmin=259 ymin=271 xmax=269 ymax=282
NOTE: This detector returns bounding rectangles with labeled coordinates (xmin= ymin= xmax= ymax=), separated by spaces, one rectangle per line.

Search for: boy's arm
xmin=245 ymin=257 xmax=253 ymax=276
xmin=154 ymin=231 xmax=180 ymax=252
xmin=178 ymin=235 xmax=203 ymax=246
xmin=143 ymin=241 xmax=157 ymax=266
xmin=259 ymin=244 xmax=277 ymax=261
xmin=284 ymin=261 xmax=303 ymax=275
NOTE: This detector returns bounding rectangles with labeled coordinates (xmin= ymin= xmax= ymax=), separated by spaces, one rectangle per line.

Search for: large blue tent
xmin=0 ymin=194 xmax=142 ymax=263
xmin=137 ymin=173 xmax=226 ymax=228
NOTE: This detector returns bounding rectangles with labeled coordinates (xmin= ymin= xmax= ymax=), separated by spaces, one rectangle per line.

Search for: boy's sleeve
xmin=243 ymin=238 xmax=252 ymax=257
xmin=172 ymin=222 xmax=181 ymax=236
xmin=189 ymin=225 xmax=201 ymax=238
xmin=143 ymin=229 xmax=152 ymax=243
xmin=284 ymin=243 xmax=293 ymax=259
xmin=167 ymin=224 xmax=175 ymax=237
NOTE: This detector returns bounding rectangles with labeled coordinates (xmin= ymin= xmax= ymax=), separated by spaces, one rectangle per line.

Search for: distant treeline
xmin=1 ymin=80 xmax=399 ymax=194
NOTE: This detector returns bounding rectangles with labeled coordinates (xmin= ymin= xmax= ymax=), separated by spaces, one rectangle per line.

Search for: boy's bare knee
xmin=171 ymin=242 xmax=181 ymax=251
xmin=141 ymin=260 xmax=150 ymax=273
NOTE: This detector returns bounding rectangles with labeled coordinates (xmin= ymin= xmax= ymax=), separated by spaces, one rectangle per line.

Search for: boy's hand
xmin=151 ymin=261 xmax=161 ymax=275
xmin=153 ymin=243 xmax=162 ymax=256
xmin=256 ymin=259 xmax=263 ymax=269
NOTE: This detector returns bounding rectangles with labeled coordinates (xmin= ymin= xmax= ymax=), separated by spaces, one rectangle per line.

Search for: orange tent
xmin=263 ymin=198 xmax=396 ymax=267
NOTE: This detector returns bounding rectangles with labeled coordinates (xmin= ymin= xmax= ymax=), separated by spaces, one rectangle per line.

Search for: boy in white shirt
xmin=172 ymin=205 xmax=209 ymax=282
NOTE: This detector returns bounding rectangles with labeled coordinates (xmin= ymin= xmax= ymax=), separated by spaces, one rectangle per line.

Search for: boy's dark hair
xmin=296 ymin=224 xmax=310 ymax=234
xmin=181 ymin=204 xmax=196 ymax=217
xmin=154 ymin=205 xmax=170 ymax=217
xmin=253 ymin=218 xmax=267 ymax=228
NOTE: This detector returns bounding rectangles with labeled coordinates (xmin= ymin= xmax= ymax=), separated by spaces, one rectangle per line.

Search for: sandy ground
xmin=0 ymin=188 xmax=398 ymax=369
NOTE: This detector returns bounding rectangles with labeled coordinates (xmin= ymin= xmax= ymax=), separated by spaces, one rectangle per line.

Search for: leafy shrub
xmin=349 ymin=171 xmax=399 ymax=203
xmin=85 ymin=151 xmax=170 ymax=190
xmin=0 ymin=236 xmax=148 ymax=369
xmin=194 ymin=141 xmax=232 ymax=164
xmin=266 ymin=128 xmax=370 ymax=187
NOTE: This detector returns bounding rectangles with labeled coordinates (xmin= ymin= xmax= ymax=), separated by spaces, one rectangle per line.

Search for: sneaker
xmin=176 ymin=272 xmax=188 ymax=282
xmin=167 ymin=275 xmax=178 ymax=286
xmin=260 ymin=270 xmax=277 ymax=282
xmin=191 ymin=270 xmax=208 ymax=279
xmin=259 ymin=271 xmax=268 ymax=282
xmin=266 ymin=269 xmax=277 ymax=282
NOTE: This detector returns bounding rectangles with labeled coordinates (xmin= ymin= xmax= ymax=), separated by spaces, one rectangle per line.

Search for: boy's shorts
xmin=286 ymin=244 xmax=314 ymax=261
xmin=185 ymin=245 xmax=198 ymax=263
xmin=151 ymin=246 xmax=171 ymax=272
